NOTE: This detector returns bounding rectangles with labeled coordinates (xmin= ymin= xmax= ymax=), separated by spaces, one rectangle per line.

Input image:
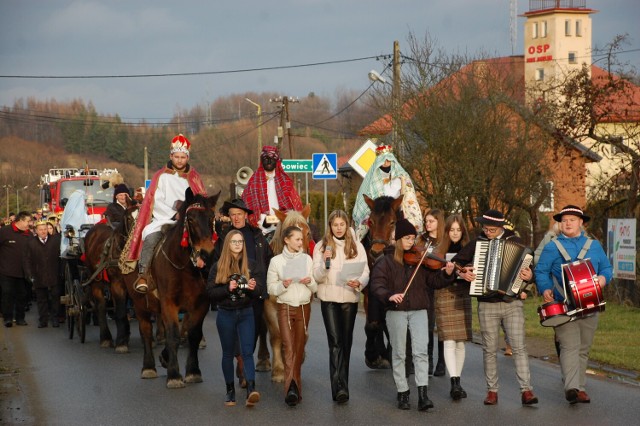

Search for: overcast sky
xmin=1 ymin=0 xmax=638 ymax=122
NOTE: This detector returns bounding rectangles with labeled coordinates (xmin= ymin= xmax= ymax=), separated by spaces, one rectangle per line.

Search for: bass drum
xmin=537 ymin=301 xmax=571 ymax=327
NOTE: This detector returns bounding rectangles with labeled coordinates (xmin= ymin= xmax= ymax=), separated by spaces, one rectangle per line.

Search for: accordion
xmin=469 ymin=239 xmax=533 ymax=298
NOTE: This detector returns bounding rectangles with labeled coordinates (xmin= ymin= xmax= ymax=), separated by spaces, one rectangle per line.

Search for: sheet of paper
xmin=337 ymin=261 xmax=366 ymax=285
xmin=283 ymin=255 xmax=308 ymax=282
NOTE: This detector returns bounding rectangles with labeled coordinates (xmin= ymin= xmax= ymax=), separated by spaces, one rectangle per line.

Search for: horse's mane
xmin=371 ymin=195 xmax=398 ymax=214
xmin=270 ymin=210 xmax=309 ymax=255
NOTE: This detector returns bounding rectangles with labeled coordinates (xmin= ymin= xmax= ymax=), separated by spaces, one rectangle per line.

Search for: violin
xmin=403 ymin=246 xmax=467 ymax=272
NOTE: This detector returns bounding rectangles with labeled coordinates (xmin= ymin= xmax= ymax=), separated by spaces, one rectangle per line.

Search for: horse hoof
xmin=256 ymin=360 xmax=272 ymax=372
xmin=166 ymin=378 xmax=186 ymax=389
xmin=100 ymin=340 xmax=113 ymax=348
xmin=271 ymin=374 xmax=284 ymax=383
xmin=185 ymin=374 xmax=203 ymax=384
xmin=141 ymin=369 xmax=158 ymax=379
xmin=115 ymin=345 xmax=129 ymax=354
xmin=159 ymin=355 xmax=168 ymax=369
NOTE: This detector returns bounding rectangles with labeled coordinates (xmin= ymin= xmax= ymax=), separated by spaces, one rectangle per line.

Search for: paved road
xmin=2 ymin=301 xmax=639 ymax=426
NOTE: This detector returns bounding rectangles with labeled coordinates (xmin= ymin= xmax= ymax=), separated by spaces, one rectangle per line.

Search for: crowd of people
xmin=1 ymin=134 xmax=613 ymax=412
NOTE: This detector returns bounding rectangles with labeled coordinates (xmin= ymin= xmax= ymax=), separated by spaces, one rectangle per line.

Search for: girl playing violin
xmin=369 ymin=218 xmax=455 ymax=411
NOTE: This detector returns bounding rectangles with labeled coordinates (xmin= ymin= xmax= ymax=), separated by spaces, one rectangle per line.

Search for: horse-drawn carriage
xmin=59 ymin=222 xmax=95 ymax=343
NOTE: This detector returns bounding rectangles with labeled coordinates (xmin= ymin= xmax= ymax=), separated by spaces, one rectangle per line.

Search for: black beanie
xmin=395 ymin=218 xmax=417 ymax=240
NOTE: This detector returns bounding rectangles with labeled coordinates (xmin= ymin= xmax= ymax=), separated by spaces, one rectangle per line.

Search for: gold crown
xmin=35 ymin=219 xmax=48 ymax=227
xmin=375 ymin=145 xmax=393 ymax=156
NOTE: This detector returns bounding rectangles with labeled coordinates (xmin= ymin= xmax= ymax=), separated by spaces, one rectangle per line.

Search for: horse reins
xmin=162 ymin=203 xmax=208 ymax=269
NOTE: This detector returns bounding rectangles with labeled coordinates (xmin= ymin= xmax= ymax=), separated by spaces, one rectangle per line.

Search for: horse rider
xmin=127 ymin=134 xmax=207 ymax=294
xmin=104 ymin=183 xmax=132 ymax=228
xmin=352 ymin=144 xmax=423 ymax=241
xmin=241 ymin=146 xmax=303 ymax=236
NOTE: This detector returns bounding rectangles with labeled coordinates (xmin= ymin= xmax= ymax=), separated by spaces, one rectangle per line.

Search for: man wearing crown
xmin=127 ymin=134 xmax=206 ymax=293
xmin=242 ymin=146 xmax=303 ymax=234
xmin=352 ymin=145 xmax=423 ymax=241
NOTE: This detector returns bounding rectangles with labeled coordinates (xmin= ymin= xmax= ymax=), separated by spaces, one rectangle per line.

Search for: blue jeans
xmin=386 ymin=309 xmax=430 ymax=391
xmin=216 ymin=306 xmax=256 ymax=384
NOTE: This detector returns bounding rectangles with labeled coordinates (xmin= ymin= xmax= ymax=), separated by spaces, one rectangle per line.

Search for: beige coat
xmin=267 ymin=246 xmax=317 ymax=307
xmin=312 ymin=235 xmax=370 ymax=304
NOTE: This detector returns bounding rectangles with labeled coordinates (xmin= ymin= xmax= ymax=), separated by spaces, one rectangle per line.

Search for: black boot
xmin=434 ymin=358 xmax=446 ymax=377
xmin=456 ymin=377 xmax=467 ymax=398
xmin=418 ymin=386 xmax=434 ymax=411
xmin=246 ymin=380 xmax=260 ymax=407
xmin=285 ymin=381 xmax=299 ymax=406
xmin=428 ymin=355 xmax=434 ymax=376
xmin=397 ymin=390 xmax=410 ymax=410
xmin=450 ymin=377 xmax=462 ymax=400
xmin=225 ymin=382 xmax=236 ymax=406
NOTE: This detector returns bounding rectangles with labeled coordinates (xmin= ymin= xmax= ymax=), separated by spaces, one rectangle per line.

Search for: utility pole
xmin=269 ymin=96 xmax=299 ymax=159
xmin=144 ymin=146 xmax=149 ymax=182
xmin=392 ymin=40 xmax=402 ymax=160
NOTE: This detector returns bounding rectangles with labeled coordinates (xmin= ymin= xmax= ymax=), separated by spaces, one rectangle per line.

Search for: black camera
xmin=229 ymin=274 xmax=249 ymax=301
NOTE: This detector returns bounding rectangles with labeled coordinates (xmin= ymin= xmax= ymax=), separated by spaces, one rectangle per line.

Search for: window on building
xmin=565 ymin=19 xmax=572 ymax=36
xmin=576 ymin=20 xmax=583 ymax=37
xmin=541 ymin=21 xmax=547 ymax=37
xmin=532 ymin=22 xmax=538 ymax=39
xmin=568 ymin=52 xmax=577 ymax=64
xmin=535 ymin=68 xmax=545 ymax=81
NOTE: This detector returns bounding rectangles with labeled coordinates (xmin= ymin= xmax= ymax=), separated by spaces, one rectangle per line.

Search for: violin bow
xmin=400 ymin=241 xmax=432 ymax=299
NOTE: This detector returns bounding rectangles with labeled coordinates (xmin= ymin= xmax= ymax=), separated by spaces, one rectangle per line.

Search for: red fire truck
xmin=40 ymin=167 xmax=119 ymax=218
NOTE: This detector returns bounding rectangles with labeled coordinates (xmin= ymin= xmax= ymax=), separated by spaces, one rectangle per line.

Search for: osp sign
xmin=526 ymin=43 xmax=553 ymax=63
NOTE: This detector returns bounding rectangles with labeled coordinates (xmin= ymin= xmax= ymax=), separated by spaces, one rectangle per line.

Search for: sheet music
xmin=283 ymin=255 xmax=309 ymax=282
xmin=337 ymin=261 xmax=366 ymax=285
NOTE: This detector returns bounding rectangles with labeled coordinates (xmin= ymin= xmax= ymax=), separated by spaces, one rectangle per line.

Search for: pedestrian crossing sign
xmin=312 ymin=153 xmax=338 ymax=180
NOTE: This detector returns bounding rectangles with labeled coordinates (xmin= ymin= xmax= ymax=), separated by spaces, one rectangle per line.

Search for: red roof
xmin=359 ymin=57 xmax=640 ymax=136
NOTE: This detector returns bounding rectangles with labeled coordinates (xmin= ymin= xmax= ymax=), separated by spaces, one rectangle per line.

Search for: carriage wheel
xmin=74 ymin=279 xmax=87 ymax=344
xmin=64 ymin=262 xmax=75 ymax=340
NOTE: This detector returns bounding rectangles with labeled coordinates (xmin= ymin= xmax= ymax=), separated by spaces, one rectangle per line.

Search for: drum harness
xmin=551 ymin=237 xmax=593 ymax=303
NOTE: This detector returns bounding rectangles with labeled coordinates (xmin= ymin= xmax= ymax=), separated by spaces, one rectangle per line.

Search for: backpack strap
xmin=577 ymin=238 xmax=593 ymax=260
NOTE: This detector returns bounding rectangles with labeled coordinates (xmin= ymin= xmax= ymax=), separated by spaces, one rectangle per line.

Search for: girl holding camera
xmin=207 ymin=230 xmax=263 ymax=407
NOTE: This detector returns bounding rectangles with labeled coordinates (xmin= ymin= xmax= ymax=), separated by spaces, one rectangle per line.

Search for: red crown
xmin=170 ymin=134 xmax=191 ymax=154
xmin=375 ymin=145 xmax=393 ymax=156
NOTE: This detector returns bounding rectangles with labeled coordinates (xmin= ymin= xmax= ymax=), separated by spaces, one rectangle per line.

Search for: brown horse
xmin=83 ymin=198 xmax=138 ymax=352
xmin=360 ymin=194 xmax=403 ymax=369
xmin=150 ymin=189 xmax=219 ymax=388
xmin=263 ymin=205 xmax=312 ymax=382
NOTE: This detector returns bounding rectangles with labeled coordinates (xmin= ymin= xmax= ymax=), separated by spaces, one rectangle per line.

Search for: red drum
xmin=537 ymin=301 xmax=570 ymax=327
xmin=562 ymin=259 xmax=606 ymax=317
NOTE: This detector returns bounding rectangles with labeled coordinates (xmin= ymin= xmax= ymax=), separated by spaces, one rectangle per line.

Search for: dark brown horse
xmin=131 ymin=189 xmax=220 ymax=388
xmin=360 ymin=194 xmax=404 ymax=369
xmin=83 ymin=198 xmax=138 ymax=352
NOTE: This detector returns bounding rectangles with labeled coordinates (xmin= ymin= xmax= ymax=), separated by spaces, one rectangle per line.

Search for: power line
xmin=0 ymin=55 xmax=386 ymax=79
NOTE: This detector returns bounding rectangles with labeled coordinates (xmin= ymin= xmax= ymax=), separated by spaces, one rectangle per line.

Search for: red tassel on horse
xmin=180 ymin=229 xmax=189 ymax=247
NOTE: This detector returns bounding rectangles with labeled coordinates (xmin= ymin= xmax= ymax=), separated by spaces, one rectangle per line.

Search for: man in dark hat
xmin=241 ymin=146 xmax=303 ymax=234
xmin=535 ymin=205 xmax=612 ymax=405
xmin=452 ymin=209 xmax=538 ymax=406
xmin=211 ymin=198 xmax=273 ymax=377
xmin=104 ymin=183 xmax=131 ymax=228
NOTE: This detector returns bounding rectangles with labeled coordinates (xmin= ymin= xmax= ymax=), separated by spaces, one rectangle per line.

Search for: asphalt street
xmin=2 ymin=300 xmax=639 ymax=426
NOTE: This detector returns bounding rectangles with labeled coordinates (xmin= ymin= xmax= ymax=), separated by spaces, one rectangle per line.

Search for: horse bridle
xmin=162 ymin=203 xmax=209 ymax=269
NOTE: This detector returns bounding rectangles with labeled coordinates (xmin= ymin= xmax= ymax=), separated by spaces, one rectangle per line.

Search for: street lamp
xmin=3 ymin=184 xmax=10 ymax=219
xmin=16 ymin=185 xmax=28 ymax=212
xmin=245 ymin=98 xmax=263 ymax=159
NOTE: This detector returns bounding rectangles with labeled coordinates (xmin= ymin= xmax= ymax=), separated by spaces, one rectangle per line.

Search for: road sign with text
xmin=282 ymin=159 xmax=313 ymax=173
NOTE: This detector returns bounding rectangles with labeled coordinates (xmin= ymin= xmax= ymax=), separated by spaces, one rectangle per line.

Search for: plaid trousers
xmin=478 ymin=300 xmax=532 ymax=392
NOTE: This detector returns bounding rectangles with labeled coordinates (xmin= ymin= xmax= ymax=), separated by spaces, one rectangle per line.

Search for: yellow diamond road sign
xmin=348 ymin=140 xmax=378 ymax=178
